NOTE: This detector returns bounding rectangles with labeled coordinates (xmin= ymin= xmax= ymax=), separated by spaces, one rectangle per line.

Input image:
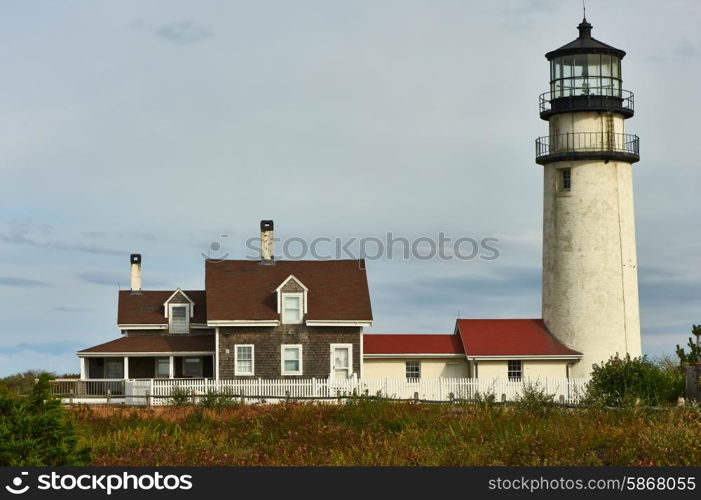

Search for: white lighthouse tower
xmin=537 ymin=18 xmax=642 ymax=377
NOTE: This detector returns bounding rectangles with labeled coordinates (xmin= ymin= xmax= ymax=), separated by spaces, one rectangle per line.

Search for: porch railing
xmin=50 ymin=379 xmax=126 ymax=397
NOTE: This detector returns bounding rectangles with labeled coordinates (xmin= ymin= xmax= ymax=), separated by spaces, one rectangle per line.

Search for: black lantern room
xmin=540 ymin=18 xmax=633 ymax=120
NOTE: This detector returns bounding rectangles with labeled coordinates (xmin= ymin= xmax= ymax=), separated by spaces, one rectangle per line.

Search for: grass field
xmin=71 ymin=400 xmax=701 ymax=466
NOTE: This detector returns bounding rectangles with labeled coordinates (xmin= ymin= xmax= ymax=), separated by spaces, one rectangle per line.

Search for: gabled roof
xmin=364 ymin=334 xmax=463 ymax=355
xmin=205 ymin=260 xmax=372 ymax=321
xmin=117 ymin=290 xmax=207 ymax=325
xmin=275 ymin=274 xmax=308 ymax=293
xmin=455 ymin=319 xmax=582 ymax=357
xmin=78 ymin=335 xmax=214 ymax=354
xmin=163 ymin=288 xmax=195 ymax=307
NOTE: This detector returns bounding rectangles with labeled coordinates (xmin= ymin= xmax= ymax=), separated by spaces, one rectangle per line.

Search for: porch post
xmin=80 ymin=357 xmax=87 ymax=380
xmin=215 ymin=327 xmax=220 ymax=380
xmin=169 ymin=356 xmax=174 ymax=379
xmin=123 ymin=356 xmax=129 ymax=380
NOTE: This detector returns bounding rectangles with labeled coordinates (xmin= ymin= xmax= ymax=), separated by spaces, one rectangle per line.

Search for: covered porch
xmin=80 ymin=354 xmax=214 ymax=380
xmin=77 ymin=334 xmax=216 ymax=380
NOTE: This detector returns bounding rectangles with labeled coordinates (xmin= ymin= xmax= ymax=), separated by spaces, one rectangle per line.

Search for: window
xmin=508 ymin=360 xmax=522 ymax=381
xmin=281 ymin=345 xmax=303 ymax=375
xmin=155 ymin=357 xmax=170 ymax=378
xmin=105 ymin=358 xmax=124 ymax=379
xmin=235 ymin=345 xmax=254 ymax=376
xmin=169 ymin=305 xmax=189 ymax=333
xmin=561 ymin=168 xmax=571 ymax=191
xmin=405 ymin=361 xmax=421 ymax=380
xmin=183 ymin=357 xmax=202 ymax=378
xmin=330 ymin=344 xmax=353 ymax=379
xmin=282 ymin=294 xmax=303 ymax=324
xmin=550 ymin=55 xmax=621 ymax=98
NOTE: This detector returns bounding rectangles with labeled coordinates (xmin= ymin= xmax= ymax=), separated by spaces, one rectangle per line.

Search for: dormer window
xmin=282 ymin=294 xmax=303 ymax=324
xmin=164 ymin=288 xmax=195 ymax=334
xmin=169 ymin=304 xmax=190 ymax=333
xmin=275 ymin=275 xmax=308 ymax=325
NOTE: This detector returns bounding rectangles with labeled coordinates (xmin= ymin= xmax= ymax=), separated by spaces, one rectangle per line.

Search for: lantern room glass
xmin=550 ymin=54 xmax=621 ymax=98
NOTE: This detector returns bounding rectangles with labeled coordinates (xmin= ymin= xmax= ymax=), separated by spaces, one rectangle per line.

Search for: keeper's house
xmin=78 ymin=221 xmax=581 ymax=381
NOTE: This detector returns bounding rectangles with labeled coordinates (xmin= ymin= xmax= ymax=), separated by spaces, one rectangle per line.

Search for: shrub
xmin=472 ymin=391 xmax=497 ymax=409
xmin=675 ymin=325 xmax=701 ymax=369
xmin=586 ymin=354 xmax=684 ymax=407
xmin=169 ymin=386 xmax=192 ymax=406
xmin=514 ymin=382 xmax=556 ymax=417
xmin=199 ymin=389 xmax=239 ymax=408
xmin=0 ymin=370 xmax=53 ymax=396
xmin=0 ymin=374 xmax=90 ymax=465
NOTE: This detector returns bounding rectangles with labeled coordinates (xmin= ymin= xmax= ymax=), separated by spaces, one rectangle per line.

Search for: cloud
xmin=0 ymin=277 xmax=48 ymax=287
xmin=76 ymin=270 xmax=172 ymax=288
xmin=53 ymin=306 xmax=94 ymax=312
xmin=76 ymin=271 xmax=124 ymax=287
xmin=674 ymin=40 xmax=701 ymax=59
xmin=381 ymin=264 xmax=540 ymax=305
xmin=0 ymin=220 xmax=125 ymax=256
xmin=638 ymin=266 xmax=700 ymax=305
xmin=0 ymin=351 xmax=79 ymax=378
xmin=0 ymin=341 xmax=84 ymax=355
xmin=155 ymin=21 xmax=212 ymax=45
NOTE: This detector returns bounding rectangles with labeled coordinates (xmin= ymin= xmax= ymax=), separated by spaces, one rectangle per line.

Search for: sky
xmin=0 ymin=0 xmax=699 ymax=376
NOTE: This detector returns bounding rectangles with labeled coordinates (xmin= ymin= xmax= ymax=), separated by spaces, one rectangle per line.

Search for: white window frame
xmin=405 ymin=360 xmax=421 ymax=381
xmin=281 ymin=344 xmax=303 ymax=376
xmin=281 ymin=293 xmax=304 ymax=324
xmin=168 ymin=303 xmax=190 ymax=334
xmin=234 ymin=344 xmax=255 ymax=376
xmin=330 ymin=343 xmax=353 ymax=380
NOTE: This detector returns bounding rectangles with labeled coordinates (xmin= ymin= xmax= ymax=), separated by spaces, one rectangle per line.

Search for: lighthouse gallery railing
xmin=536 ymin=132 xmax=639 ymax=159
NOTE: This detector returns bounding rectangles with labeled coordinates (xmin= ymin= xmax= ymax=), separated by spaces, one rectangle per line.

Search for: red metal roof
xmin=78 ymin=335 xmax=215 ymax=354
xmin=363 ymin=334 xmax=464 ymax=355
xmin=455 ymin=319 xmax=582 ymax=357
xmin=205 ymin=259 xmax=372 ymax=321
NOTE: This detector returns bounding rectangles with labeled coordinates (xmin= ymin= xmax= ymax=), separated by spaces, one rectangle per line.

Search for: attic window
xmin=276 ymin=275 xmax=308 ymax=325
xmin=282 ymin=294 xmax=303 ymax=324
xmin=169 ymin=305 xmax=190 ymax=333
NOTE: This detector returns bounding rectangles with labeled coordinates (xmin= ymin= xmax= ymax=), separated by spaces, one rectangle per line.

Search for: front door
xmin=331 ymin=344 xmax=352 ymax=379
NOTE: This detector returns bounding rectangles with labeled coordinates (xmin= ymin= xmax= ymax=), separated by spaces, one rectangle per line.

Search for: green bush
xmin=199 ymin=389 xmax=239 ymax=408
xmin=0 ymin=374 xmax=90 ymax=465
xmin=586 ymin=354 xmax=684 ymax=407
xmin=0 ymin=370 xmax=53 ymax=396
xmin=169 ymin=386 xmax=192 ymax=406
xmin=473 ymin=391 xmax=497 ymax=409
xmin=515 ymin=382 xmax=557 ymax=417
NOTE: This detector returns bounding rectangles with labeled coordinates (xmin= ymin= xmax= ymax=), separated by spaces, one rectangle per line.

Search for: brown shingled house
xmin=77 ymin=221 xmax=582 ymax=384
xmin=77 ymin=221 xmax=373 ymax=380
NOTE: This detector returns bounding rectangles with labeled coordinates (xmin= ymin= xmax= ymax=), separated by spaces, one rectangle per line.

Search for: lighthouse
xmin=536 ymin=18 xmax=642 ymax=377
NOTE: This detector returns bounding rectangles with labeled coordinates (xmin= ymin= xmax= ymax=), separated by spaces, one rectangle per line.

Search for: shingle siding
xmin=218 ymin=326 xmax=361 ymax=379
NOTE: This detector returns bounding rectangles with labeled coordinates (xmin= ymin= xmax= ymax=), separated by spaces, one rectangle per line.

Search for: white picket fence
xmin=122 ymin=377 xmax=590 ymax=406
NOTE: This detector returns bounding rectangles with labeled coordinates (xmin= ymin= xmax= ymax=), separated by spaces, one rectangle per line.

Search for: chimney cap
xmin=260 ymin=220 xmax=274 ymax=231
xmin=130 ymin=253 xmax=142 ymax=264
